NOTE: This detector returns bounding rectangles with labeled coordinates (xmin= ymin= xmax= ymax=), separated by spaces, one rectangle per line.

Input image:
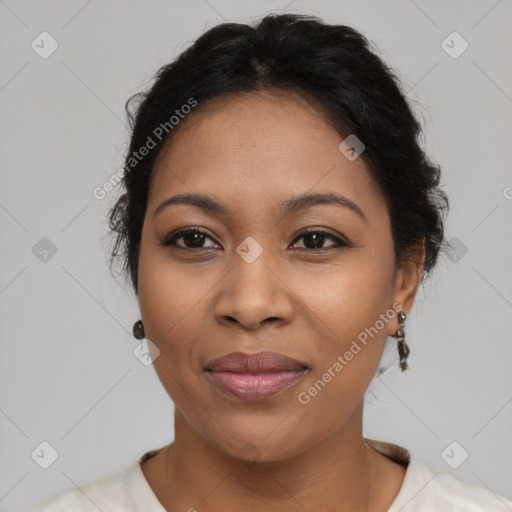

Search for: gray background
xmin=1 ymin=0 xmax=511 ymax=510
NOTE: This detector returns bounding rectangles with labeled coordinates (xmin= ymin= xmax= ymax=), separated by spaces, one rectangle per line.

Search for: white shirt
xmin=24 ymin=438 xmax=512 ymax=511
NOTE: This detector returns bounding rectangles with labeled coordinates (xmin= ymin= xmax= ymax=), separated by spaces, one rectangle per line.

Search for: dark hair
xmin=107 ymin=12 xmax=449 ymax=295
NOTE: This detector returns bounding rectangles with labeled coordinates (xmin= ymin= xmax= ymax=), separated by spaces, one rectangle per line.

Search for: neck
xmin=161 ymin=402 xmax=376 ymax=511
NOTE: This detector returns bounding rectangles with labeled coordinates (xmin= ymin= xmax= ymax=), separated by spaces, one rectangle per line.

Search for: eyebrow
xmin=153 ymin=192 xmax=367 ymax=224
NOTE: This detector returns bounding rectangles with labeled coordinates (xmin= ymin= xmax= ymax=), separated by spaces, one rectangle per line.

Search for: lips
xmin=204 ymin=351 xmax=309 ymax=401
xmin=205 ymin=351 xmax=308 ymax=373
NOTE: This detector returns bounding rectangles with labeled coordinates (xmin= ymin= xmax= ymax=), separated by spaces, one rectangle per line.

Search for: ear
xmin=386 ymin=239 xmax=426 ymax=336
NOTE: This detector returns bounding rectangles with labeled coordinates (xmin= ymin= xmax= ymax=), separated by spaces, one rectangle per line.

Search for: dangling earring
xmin=133 ymin=320 xmax=145 ymax=340
xmin=395 ymin=311 xmax=410 ymax=371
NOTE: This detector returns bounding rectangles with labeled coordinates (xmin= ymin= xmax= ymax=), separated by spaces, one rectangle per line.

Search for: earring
xmin=395 ymin=311 xmax=410 ymax=372
xmin=133 ymin=320 xmax=145 ymax=340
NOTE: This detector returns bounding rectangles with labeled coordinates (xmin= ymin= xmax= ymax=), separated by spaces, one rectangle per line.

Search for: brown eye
xmin=290 ymin=229 xmax=350 ymax=251
xmin=159 ymin=227 xmax=219 ymax=250
xmin=159 ymin=227 xmax=350 ymax=252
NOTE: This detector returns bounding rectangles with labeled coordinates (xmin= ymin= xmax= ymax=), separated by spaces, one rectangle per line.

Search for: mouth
xmin=204 ymin=351 xmax=309 ymax=401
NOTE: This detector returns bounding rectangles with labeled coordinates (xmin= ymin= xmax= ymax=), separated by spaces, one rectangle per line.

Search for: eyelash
xmin=158 ymin=226 xmax=351 ymax=252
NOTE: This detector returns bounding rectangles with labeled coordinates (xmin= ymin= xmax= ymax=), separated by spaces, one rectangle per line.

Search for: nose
xmin=213 ymin=248 xmax=295 ymax=331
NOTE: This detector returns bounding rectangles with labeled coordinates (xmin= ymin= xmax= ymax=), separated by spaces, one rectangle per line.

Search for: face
xmin=137 ymin=90 xmax=422 ymax=462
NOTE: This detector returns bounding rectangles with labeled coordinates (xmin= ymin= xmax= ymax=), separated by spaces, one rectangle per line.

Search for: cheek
xmin=137 ymin=235 xmax=205 ymax=370
xmin=137 ymin=249 xmax=215 ymax=414
xmin=292 ymin=248 xmax=395 ymax=348
xmin=290 ymin=249 xmax=395 ymax=407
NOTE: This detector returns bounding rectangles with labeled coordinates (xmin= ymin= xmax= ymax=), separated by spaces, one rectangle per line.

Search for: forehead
xmin=149 ymin=91 xmax=387 ymax=223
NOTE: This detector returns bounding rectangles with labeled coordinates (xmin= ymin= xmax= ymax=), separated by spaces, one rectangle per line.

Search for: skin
xmin=137 ymin=90 xmax=425 ymax=511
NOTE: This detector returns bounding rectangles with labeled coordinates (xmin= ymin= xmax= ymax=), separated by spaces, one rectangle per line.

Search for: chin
xmin=208 ymin=427 xmax=311 ymax=465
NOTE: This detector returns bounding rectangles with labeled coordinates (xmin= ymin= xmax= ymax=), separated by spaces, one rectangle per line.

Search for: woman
xmin=25 ymin=12 xmax=512 ymax=511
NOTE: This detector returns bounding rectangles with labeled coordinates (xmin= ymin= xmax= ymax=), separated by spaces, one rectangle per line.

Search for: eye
xmin=159 ymin=226 xmax=350 ymax=252
xmin=158 ymin=227 xmax=220 ymax=250
xmin=289 ymin=228 xmax=350 ymax=251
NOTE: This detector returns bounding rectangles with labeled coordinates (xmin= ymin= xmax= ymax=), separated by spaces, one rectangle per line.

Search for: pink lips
xmin=205 ymin=351 xmax=308 ymax=401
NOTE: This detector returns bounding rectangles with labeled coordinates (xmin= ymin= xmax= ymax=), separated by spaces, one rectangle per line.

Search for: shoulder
xmin=23 ymin=465 xmax=136 ymax=512
xmin=390 ymin=458 xmax=512 ymax=511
